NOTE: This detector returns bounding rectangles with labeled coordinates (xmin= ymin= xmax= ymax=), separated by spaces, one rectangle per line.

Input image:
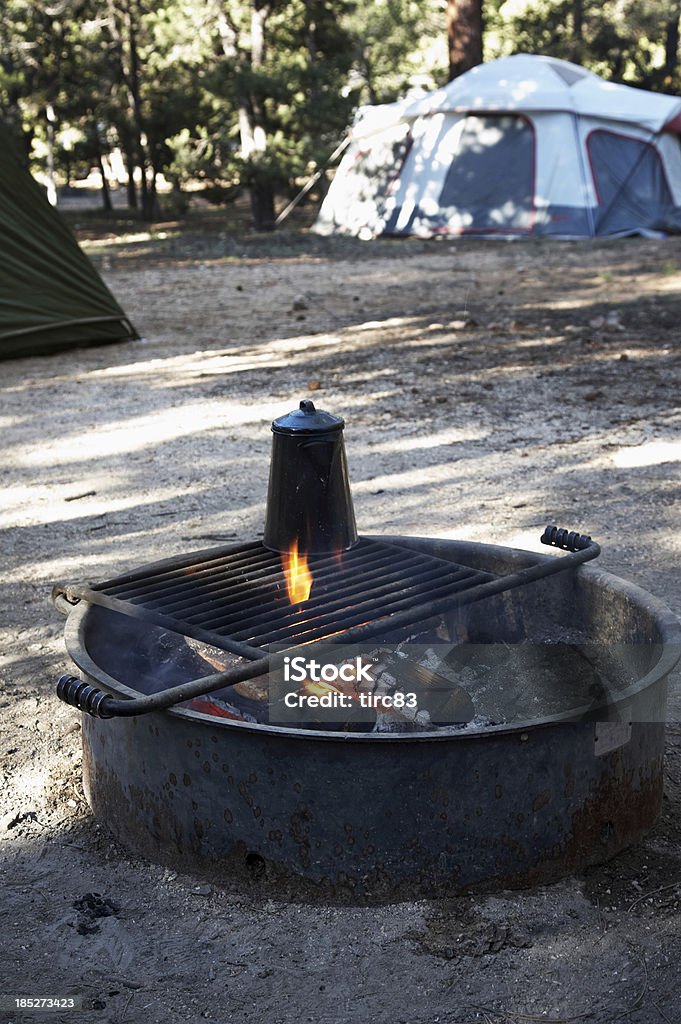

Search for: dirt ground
xmin=1 ymin=217 xmax=681 ymax=1023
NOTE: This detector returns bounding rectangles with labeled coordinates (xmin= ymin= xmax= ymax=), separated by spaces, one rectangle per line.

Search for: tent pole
xmin=0 ymin=315 xmax=138 ymax=343
xmin=274 ymin=135 xmax=351 ymax=228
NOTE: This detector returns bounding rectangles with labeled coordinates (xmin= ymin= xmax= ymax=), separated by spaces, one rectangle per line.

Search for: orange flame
xmin=282 ymin=539 xmax=313 ymax=605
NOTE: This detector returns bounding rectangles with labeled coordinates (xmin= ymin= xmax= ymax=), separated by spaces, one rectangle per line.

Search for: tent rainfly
xmin=0 ymin=131 xmax=137 ymax=360
xmin=314 ymin=53 xmax=681 ymax=240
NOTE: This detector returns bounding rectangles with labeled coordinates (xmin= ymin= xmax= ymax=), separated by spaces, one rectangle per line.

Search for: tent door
xmin=437 ymin=114 xmax=535 ymax=233
xmin=588 ymin=129 xmax=676 ymax=235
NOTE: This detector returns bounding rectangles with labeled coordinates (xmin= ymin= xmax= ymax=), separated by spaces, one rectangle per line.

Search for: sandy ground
xmin=1 ymin=226 xmax=681 ymax=1022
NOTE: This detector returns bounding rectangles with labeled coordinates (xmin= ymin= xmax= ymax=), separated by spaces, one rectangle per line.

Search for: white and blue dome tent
xmin=314 ymin=53 xmax=681 ymax=239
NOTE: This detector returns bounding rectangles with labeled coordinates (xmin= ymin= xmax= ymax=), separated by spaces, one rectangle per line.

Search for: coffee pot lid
xmin=271 ymin=399 xmax=344 ymax=435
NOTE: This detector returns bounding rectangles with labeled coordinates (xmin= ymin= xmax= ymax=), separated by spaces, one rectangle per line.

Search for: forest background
xmin=2 ymin=1 xmax=681 ymax=229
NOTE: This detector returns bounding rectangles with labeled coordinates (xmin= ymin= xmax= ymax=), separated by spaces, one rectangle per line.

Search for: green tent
xmin=0 ymin=134 xmax=137 ymax=360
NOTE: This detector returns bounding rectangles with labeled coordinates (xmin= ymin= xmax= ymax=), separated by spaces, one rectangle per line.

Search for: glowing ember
xmin=303 ymin=679 xmax=344 ymax=699
xmin=282 ymin=539 xmax=313 ymax=604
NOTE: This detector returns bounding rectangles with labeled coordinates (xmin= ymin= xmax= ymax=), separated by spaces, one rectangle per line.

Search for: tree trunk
xmin=248 ymin=2 xmax=274 ymax=228
xmin=107 ymin=0 xmax=154 ymax=218
xmin=573 ymin=0 xmax=583 ymax=41
xmin=571 ymin=0 xmax=584 ymax=62
xmin=359 ymin=51 xmax=378 ymax=105
xmin=446 ymin=0 xmax=483 ymax=81
xmin=45 ymin=102 xmax=58 ymax=206
xmin=213 ymin=2 xmax=259 ymax=156
xmin=119 ymin=135 xmax=138 ymax=207
xmin=147 ymin=165 xmax=161 ymax=219
xmin=97 ymin=151 xmax=113 ymax=212
xmin=249 ymin=178 xmax=274 ymax=231
xmin=126 ymin=166 xmax=138 ymax=209
xmin=665 ymin=10 xmax=680 ymax=82
xmin=247 ymin=1 xmax=270 ymax=156
xmin=125 ymin=6 xmax=151 ymax=218
xmin=214 ymin=1 xmax=275 ymax=228
xmin=305 ymin=0 xmax=317 ymax=69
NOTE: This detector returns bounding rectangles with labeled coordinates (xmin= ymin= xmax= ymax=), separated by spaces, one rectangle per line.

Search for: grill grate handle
xmin=56 ymin=654 xmax=272 ymax=718
xmin=540 ymin=525 xmax=593 ymax=552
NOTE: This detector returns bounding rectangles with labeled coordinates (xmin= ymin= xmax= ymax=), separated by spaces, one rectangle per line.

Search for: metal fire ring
xmin=59 ymin=536 xmax=681 ymax=897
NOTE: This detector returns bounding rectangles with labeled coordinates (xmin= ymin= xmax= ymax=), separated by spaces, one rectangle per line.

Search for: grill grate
xmin=55 ymin=528 xmax=600 ymax=718
xmin=81 ymin=539 xmax=494 ymax=657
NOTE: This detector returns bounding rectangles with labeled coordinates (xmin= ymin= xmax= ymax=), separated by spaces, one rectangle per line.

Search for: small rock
xmin=191 ymin=884 xmax=213 ymax=896
xmin=291 ymin=295 xmax=308 ymax=311
xmin=307 ymin=380 xmax=321 ymax=391
xmin=584 ymin=389 xmax=604 ymax=401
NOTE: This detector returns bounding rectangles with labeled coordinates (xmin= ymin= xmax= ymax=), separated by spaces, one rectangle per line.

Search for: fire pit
xmin=53 ymin=401 xmax=681 ymax=897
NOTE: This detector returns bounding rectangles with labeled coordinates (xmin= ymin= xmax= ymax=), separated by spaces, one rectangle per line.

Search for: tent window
xmin=588 ymin=130 xmax=673 ymax=234
xmin=438 ymin=115 xmax=535 ymax=231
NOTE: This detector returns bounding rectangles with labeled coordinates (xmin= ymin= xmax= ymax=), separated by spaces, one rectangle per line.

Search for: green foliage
xmin=0 ymin=0 xmax=679 ymax=226
xmin=486 ymin=0 xmax=681 ymax=91
xmin=343 ymin=0 xmax=448 ymax=104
